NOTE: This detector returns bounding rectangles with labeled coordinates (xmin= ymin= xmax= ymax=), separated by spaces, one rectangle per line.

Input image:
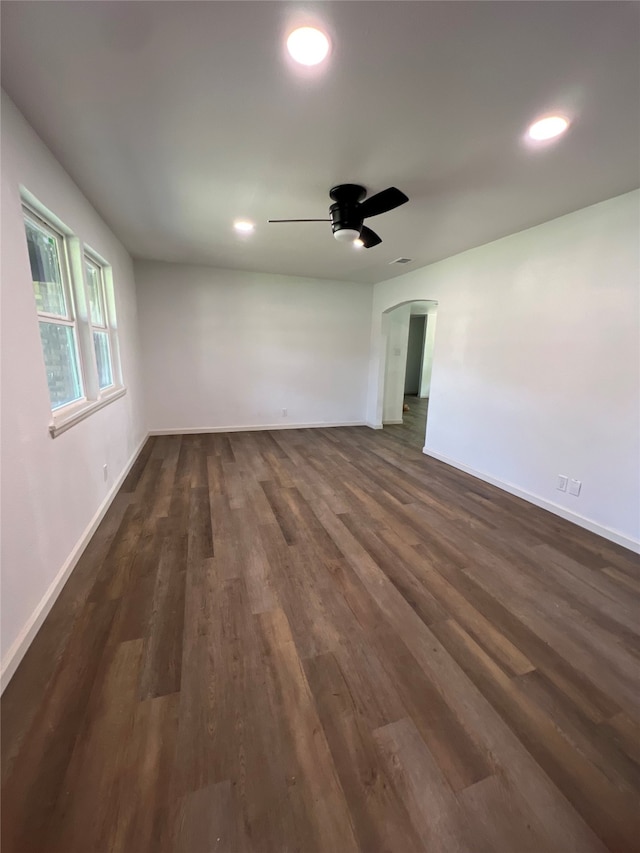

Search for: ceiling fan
xmin=268 ymin=184 xmax=409 ymax=248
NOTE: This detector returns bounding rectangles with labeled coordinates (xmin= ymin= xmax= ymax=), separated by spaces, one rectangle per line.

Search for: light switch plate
xmin=569 ymin=478 xmax=581 ymax=496
xmin=557 ymin=475 xmax=568 ymax=492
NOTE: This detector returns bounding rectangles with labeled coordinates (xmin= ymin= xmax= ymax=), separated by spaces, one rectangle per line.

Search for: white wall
xmin=382 ymin=304 xmax=411 ymax=423
xmin=1 ymin=93 xmax=146 ymax=688
xmin=368 ymin=191 xmax=640 ymax=549
xmin=135 ymin=261 xmax=372 ymax=433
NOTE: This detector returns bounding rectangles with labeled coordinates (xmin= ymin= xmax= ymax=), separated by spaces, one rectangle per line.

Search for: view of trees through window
xmin=23 ymin=206 xmax=120 ymax=417
xmin=85 ymin=259 xmax=114 ymax=390
xmin=25 ymin=217 xmax=84 ymax=409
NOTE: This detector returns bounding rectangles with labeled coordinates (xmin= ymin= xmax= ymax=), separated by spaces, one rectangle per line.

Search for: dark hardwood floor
xmin=2 ymin=425 xmax=639 ymax=852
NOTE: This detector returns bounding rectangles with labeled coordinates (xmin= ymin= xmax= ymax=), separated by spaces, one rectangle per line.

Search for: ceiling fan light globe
xmin=333 ymin=228 xmax=360 ymax=243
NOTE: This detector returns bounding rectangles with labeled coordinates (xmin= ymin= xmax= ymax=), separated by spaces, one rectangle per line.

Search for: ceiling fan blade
xmin=360 ymin=225 xmax=382 ymax=248
xmin=359 ymin=187 xmax=409 ymax=219
xmin=267 ymin=218 xmax=330 ymax=223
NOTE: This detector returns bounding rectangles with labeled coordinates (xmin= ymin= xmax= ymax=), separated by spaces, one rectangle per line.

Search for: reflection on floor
xmin=384 ymin=395 xmax=429 ymax=449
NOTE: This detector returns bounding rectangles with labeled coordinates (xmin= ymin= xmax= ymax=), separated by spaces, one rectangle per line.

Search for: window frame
xmin=21 ymin=194 xmax=126 ymax=438
xmin=23 ymin=207 xmax=88 ymax=411
xmin=84 ymin=252 xmax=115 ymax=392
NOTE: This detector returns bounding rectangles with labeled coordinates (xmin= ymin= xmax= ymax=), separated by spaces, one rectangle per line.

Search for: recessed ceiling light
xmin=527 ymin=115 xmax=570 ymax=141
xmin=287 ymin=27 xmax=330 ymax=66
xmin=234 ymin=220 xmax=254 ymax=233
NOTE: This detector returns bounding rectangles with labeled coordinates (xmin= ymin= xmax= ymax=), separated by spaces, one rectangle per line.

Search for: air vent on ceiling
xmin=390 ymin=257 xmax=413 ymax=264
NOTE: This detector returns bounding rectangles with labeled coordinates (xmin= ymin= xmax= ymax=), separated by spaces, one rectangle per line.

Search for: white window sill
xmin=49 ymin=387 xmax=127 ymax=438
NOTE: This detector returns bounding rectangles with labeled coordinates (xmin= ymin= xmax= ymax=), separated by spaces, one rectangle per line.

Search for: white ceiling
xmin=2 ymin=1 xmax=639 ymax=284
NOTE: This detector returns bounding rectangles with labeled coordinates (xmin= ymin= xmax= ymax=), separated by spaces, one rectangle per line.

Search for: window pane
xmin=24 ymin=219 xmax=67 ymax=316
xmin=93 ymin=330 xmax=113 ymax=389
xmin=39 ymin=322 xmax=83 ymax=409
xmin=85 ymin=262 xmax=105 ymax=326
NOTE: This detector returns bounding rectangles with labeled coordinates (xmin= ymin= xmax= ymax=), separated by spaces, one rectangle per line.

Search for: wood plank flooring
xmin=2 ymin=424 xmax=639 ymax=852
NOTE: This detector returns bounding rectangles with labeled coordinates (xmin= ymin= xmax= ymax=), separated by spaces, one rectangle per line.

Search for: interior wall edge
xmin=423 ymin=446 xmax=640 ymax=554
xmin=0 ymin=431 xmax=150 ymax=694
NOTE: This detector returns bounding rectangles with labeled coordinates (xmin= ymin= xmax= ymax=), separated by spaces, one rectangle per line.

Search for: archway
xmin=367 ymin=299 xmax=438 ymax=450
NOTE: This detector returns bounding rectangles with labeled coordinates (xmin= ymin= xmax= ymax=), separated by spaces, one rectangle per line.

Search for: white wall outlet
xmin=282 ymin=408 xmax=287 ymax=417
xmin=557 ymin=475 xmax=568 ymax=492
xmin=569 ymin=478 xmax=582 ymax=496
xmin=103 ymin=463 xmax=108 ymax=481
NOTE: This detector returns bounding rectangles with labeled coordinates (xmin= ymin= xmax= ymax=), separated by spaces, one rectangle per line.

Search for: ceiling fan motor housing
xmin=330 ymin=203 xmax=362 ymax=241
xmin=329 ymin=184 xmax=367 ymax=241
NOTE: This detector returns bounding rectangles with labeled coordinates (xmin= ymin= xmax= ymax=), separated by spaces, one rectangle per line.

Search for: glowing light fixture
xmin=527 ymin=115 xmax=570 ymax=141
xmin=353 ymin=238 xmax=364 ymax=248
xmin=287 ymin=26 xmax=330 ymax=66
xmin=333 ymin=227 xmax=360 ymax=243
xmin=234 ymin=220 xmax=255 ymax=233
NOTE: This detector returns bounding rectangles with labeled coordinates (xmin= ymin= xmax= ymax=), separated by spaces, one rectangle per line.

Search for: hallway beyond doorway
xmin=383 ymin=394 xmax=428 ymax=449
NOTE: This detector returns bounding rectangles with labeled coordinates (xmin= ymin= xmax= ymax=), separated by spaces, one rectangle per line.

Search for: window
xmin=22 ymin=199 xmax=125 ymax=436
xmin=85 ymin=256 xmax=114 ymax=390
xmin=24 ymin=213 xmax=85 ymax=410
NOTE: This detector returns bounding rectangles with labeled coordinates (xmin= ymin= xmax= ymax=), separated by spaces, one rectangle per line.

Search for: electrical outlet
xmin=556 ymin=475 xmax=568 ymax=492
xmin=103 ymin=464 xmax=108 ymax=482
xmin=568 ymin=478 xmax=581 ymax=496
xmin=282 ymin=408 xmax=288 ymax=417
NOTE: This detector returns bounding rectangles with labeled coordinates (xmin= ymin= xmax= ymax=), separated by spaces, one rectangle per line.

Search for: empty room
xmin=1 ymin=2 xmax=639 ymax=851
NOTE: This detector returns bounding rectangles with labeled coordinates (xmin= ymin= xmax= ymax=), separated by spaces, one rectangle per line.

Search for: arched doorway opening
xmin=372 ymin=299 xmax=438 ymax=449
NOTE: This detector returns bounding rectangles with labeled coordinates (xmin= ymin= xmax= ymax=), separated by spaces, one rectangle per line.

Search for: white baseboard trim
xmin=422 ymin=447 xmax=640 ymax=554
xmin=366 ymin=422 xmax=383 ymax=430
xmin=0 ymin=432 xmax=150 ymax=694
xmin=383 ymin=419 xmax=404 ymax=426
xmin=149 ymin=421 xmax=367 ymax=436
